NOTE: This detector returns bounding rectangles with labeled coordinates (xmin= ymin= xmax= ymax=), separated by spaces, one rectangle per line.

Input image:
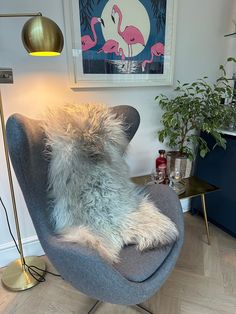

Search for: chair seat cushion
xmin=113 ymin=183 xmax=182 ymax=282
xmin=114 ymin=242 xmax=174 ymax=282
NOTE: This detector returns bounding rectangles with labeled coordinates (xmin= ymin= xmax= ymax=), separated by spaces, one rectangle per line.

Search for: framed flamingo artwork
xmin=63 ymin=0 xmax=177 ymax=88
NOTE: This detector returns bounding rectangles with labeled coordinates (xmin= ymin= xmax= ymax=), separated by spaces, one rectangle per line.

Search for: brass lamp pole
xmin=0 ymin=12 xmax=64 ymax=291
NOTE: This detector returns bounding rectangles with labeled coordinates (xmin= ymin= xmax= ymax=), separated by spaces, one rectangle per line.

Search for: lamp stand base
xmin=1 ymin=256 xmax=46 ymax=291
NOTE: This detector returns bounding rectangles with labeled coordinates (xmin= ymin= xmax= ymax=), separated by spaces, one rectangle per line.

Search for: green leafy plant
xmin=156 ymin=58 xmax=236 ymax=160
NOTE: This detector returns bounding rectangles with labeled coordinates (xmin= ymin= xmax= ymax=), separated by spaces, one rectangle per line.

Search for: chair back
xmin=6 ymin=105 xmax=140 ymax=239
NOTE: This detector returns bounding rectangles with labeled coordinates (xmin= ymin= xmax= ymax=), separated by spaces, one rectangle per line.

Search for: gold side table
xmin=131 ymin=175 xmax=219 ymax=245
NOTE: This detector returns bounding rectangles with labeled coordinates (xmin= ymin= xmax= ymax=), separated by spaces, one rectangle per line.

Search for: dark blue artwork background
xmin=79 ymin=0 xmax=167 ymax=73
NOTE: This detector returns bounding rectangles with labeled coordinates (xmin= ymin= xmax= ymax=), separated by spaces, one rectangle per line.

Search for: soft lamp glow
xmin=29 ymin=51 xmax=61 ymax=56
xmin=22 ymin=16 xmax=64 ymax=56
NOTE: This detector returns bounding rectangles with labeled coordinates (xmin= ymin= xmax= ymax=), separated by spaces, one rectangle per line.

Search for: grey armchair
xmin=6 ymin=105 xmax=184 ymax=314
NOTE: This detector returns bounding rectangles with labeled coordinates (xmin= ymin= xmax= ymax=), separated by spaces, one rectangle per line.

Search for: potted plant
xmin=155 ymin=58 xmax=236 ymax=178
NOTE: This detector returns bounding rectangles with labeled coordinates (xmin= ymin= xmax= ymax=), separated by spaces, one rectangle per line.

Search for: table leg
xmin=201 ymin=194 xmax=210 ymax=245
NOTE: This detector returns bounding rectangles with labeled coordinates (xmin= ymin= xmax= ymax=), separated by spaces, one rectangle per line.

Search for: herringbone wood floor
xmin=1 ymin=213 xmax=236 ymax=314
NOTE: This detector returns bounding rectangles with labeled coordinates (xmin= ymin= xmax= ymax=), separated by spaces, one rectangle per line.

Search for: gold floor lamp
xmin=0 ymin=12 xmax=64 ymax=291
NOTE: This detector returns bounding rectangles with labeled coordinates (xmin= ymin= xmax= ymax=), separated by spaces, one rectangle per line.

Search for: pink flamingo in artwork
xmin=97 ymin=39 xmax=125 ymax=60
xmin=111 ymin=4 xmax=145 ymax=60
xmin=141 ymin=42 xmax=165 ymax=72
xmin=81 ymin=17 xmax=105 ymax=52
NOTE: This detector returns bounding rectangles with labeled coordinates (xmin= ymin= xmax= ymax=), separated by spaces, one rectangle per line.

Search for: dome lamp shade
xmin=21 ymin=16 xmax=64 ymax=56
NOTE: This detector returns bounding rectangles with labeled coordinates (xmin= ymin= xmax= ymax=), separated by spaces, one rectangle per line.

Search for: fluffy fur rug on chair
xmin=43 ymin=104 xmax=178 ymax=264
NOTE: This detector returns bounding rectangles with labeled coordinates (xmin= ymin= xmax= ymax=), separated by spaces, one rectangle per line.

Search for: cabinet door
xmin=192 ymin=132 xmax=236 ymax=237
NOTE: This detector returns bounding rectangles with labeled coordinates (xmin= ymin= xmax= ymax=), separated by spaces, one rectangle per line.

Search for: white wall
xmin=0 ymin=0 xmax=235 ymax=266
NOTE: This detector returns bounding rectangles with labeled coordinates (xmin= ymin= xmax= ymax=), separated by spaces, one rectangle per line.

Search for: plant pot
xmin=166 ymin=151 xmax=192 ymax=179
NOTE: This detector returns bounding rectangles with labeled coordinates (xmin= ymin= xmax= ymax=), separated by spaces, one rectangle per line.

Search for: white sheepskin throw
xmin=43 ymin=104 xmax=178 ymax=263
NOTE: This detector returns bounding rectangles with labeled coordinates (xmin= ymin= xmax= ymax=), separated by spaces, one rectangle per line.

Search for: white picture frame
xmin=63 ymin=0 xmax=177 ymax=89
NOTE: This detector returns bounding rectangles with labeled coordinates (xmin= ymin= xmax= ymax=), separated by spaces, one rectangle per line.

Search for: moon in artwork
xmin=101 ymin=0 xmax=150 ymax=57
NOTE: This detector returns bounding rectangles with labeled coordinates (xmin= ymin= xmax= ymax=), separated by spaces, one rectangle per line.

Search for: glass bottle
xmin=156 ymin=150 xmax=167 ymax=183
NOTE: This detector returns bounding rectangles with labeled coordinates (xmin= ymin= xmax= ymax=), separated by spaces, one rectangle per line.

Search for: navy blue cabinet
xmin=192 ymin=132 xmax=236 ymax=237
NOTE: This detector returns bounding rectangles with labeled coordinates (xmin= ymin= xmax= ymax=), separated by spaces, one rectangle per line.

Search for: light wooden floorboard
xmin=0 ymin=213 xmax=236 ymax=314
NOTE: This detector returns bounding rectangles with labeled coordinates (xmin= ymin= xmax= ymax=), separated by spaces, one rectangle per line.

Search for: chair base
xmin=87 ymin=300 xmax=153 ymax=314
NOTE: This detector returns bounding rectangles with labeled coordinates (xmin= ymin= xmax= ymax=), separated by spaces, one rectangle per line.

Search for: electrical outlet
xmin=0 ymin=68 xmax=13 ymax=84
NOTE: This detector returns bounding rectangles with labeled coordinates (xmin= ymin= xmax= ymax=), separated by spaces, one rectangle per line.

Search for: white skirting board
xmin=0 ymin=235 xmax=45 ymax=268
xmin=181 ymin=198 xmax=190 ymax=213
